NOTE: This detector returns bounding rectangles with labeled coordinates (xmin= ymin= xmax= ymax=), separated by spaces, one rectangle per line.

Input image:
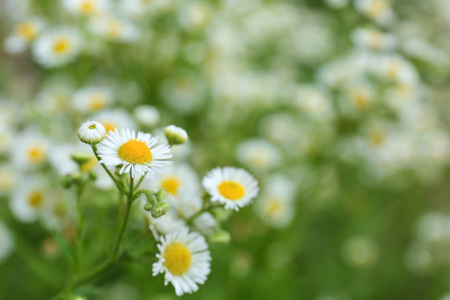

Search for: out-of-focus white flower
xmin=341 ymin=81 xmax=376 ymax=113
xmin=0 ymin=222 xmax=14 ymax=263
xmin=202 ymin=167 xmax=259 ymax=211
xmin=4 ymin=18 xmax=45 ymax=54
xmin=63 ymin=0 xmax=110 ymax=16
xmin=355 ymin=0 xmax=394 ymax=26
xmin=259 ymin=113 xmax=298 ymax=145
xmin=32 ymin=27 xmax=82 ymax=68
xmin=152 ymin=227 xmax=211 ymax=296
xmin=351 ymin=27 xmax=396 ymax=52
xmin=294 ymin=85 xmax=334 ymax=121
xmin=97 ymin=129 xmax=172 ymax=177
xmin=0 ymin=165 xmax=17 ymax=195
xmin=93 ymin=108 xmax=138 ymax=133
xmin=161 ymin=75 xmax=205 ymax=114
xmin=77 ymin=121 xmax=107 ymax=145
xmin=73 ymin=86 xmax=113 ymax=113
xmin=375 ymin=55 xmax=418 ymax=84
xmin=10 ymin=178 xmax=52 ymax=223
xmin=236 ymin=139 xmax=282 ymax=172
xmin=179 ymin=2 xmax=211 ymax=31
xmin=11 ymin=129 xmax=50 ymax=170
xmin=255 ymin=174 xmax=296 ymax=229
xmin=325 ymin=0 xmax=349 ymax=8
xmin=134 ymin=105 xmax=160 ymax=127
xmin=341 ymin=235 xmax=379 ymax=268
xmin=0 ymin=124 xmax=15 ymax=155
xmin=89 ymin=16 xmax=140 ymax=42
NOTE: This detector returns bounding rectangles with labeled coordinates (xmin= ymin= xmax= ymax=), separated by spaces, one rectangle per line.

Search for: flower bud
xmin=210 ymin=229 xmax=231 ymax=244
xmin=71 ymin=151 xmax=92 ymax=166
xmin=88 ymin=169 xmax=97 ymax=180
xmin=144 ymin=203 xmax=153 ymax=212
xmin=151 ymin=202 xmax=170 ymax=218
xmin=61 ymin=175 xmax=72 ymax=189
xmin=156 ymin=189 xmax=166 ymax=201
xmin=77 ymin=121 xmax=106 ymax=145
xmin=164 ymin=125 xmax=188 ymax=145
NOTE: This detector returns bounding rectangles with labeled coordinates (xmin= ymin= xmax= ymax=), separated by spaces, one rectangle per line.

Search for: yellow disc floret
xmin=163 ymin=242 xmax=192 ymax=276
xmin=117 ymin=139 xmax=153 ymax=165
xmin=162 ymin=177 xmax=181 ymax=196
xmin=218 ymin=181 xmax=245 ymax=200
xmin=17 ymin=22 xmax=38 ymax=41
xmin=80 ymin=0 xmax=96 ymax=14
xmin=53 ymin=37 xmax=71 ymax=54
xmin=28 ymin=191 xmax=43 ymax=208
xmin=27 ymin=145 xmax=46 ymax=164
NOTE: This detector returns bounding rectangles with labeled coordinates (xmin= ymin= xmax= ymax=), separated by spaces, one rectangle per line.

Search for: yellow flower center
xmin=89 ymin=94 xmax=107 ymax=111
xmin=117 ymin=139 xmax=153 ymax=165
xmin=80 ymin=0 xmax=96 ymax=14
xmin=27 ymin=145 xmax=46 ymax=164
xmin=218 ymin=181 xmax=245 ymax=200
xmin=267 ymin=200 xmax=282 ymax=216
xmin=53 ymin=37 xmax=71 ymax=54
xmin=28 ymin=191 xmax=43 ymax=208
xmin=369 ymin=130 xmax=385 ymax=146
xmin=101 ymin=121 xmax=116 ymax=133
xmin=161 ymin=177 xmax=181 ymax=196
xmin=17 ymin=22 xmax=38 ymax=41
xmin=108 ymin=21 xmax=123 ymax=38
xmin=352 ymin=92 xmax=371 ymax=109
xmin=163 ymin=242 xmax=192 ymax=276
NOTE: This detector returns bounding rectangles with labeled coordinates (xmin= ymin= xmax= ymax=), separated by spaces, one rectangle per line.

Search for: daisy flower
xmin=97 ymin=129 xmax=172 ymax=177
xmin=93 ymin=108 xmax=137 ymax=133
xmin=0 ymin=222 xmax=14 ymax=263
xmin=77 ymin=121 xmax=107 ymax=145
xmin=153 ymin=227 xmax=211 ymax=296
xmin=63 ymin=0 xmax=110 ymax=16
xmin=202 ymin=167 xmax=259 ymax=211
xmin=134 ymin=105 xmax=160 ymax=127
xmin=32 ymin=27 xmax=82 ymax=68
xmin=73 ymin=86 xmax=113 ymax=113
xmin=4 ymin=18 xmax=45 ymax=54
xmin=145 ymin=164 xmax=200 ymax=200
xmin=89 ymin=16 xmax=140 ymax=42
xmin=10 ymin=178 xmax=51 ymax=223
xmin=11 ymin=129 xmax=50 ymax=170
xmin=235 ymin=139 xmax=282 ymax=172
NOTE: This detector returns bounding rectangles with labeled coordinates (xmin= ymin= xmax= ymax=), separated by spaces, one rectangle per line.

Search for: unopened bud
xmin=151 ymin=202 xmax=170 ymax=218
xmin=71 ymin=171 xmax=82 ymax=184
xmin=144 ymin=203 xmax=153 ymax=212
xmin=77 ymin=121 xmax=106 ymax=145
xmin=210 ymin=229 xmax=231 ymax=244
xmin=156 ymin=189 xmax=166 ymax=202
xmin=61 ymin=175 xmax=72 ymax=189
xmin=88 ymin=169 xmax=97 ymax=180
xmin=70 ymin=152 xmax=92 ymax=166
xmin=164 ymin=125 xmax=188 ymax=145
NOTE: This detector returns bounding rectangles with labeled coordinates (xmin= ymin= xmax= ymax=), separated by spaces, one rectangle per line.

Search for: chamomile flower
xmin=355 ymin=0 xmax=394 ymax=26
xmin=4 ymin=18 xmax=45 ymax=54
xmin=147 ymin=164 xmax=200 ymax=200
xmin=236 ymin=139 xmax=282 ymax=172
xmin=97 ymin=129 xmax=172 ymax=177
xmin=32 ymin=27 xmax=82 ymax=68
xmin=202 ymin=167 xmax=259 ymax=211
xmin=63 ymin=0 xmax=110 ymax=16
xmin=78 ymin=121 xmax=107 ymax=145
xmin=134 ymin=105 xmax=160 ymax=127
xmin=12 ymin=129 xmax=50 ymax=170
xmin=153 ymin=227 xmax=211 ymax=296
xmin=89 ymin=16 xmax=140 ymax=43
xmin=10 ymin=178 xmax=51 ymax=223
xmin=73 ymin=86 xmax=113 ymax=113
xmin=0 ymin=222 xmax=14 ymax=263
xmin=93 ymin=108 xmax=137 ymax=133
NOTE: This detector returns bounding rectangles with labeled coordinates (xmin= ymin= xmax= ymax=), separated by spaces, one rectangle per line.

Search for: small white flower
xmin=10 ymin=178 xmax=51 ymax=223
xmin=134 ymin=105 xmax=160 ymax=127
xmin=164 ymin=125 xmax=189 ymax=145
xmin=93 ymin=108 xmax=138 ymax=133
xmin=351 ymin=27 xmax=396 ymax=52
xmin=355 ymin=0 xmax=394 ymax=26
xmin=153 ymin=227 xmax=211 ymax=296
xmin=202 ymin=167 xmax=259 ymax=211
xmin=63 ymin=0 xmax=110 ymax=16
xmin=89 ymin=16 xmax=140 ymax=42
xmin=97 ymin=129 xmax=172 ymax=177
xmin=341 ymin=235 xmax=379 ymax=268
xmin=236 ymin=139 xmax=282 ymax=172
xmin=78 ymin=121 xmax=107 ymax=145
xmin=0 ymin=222 xmax=14 ymax=263
xmin=32 ymin=27 xmax=82 ymax=68
xmin=72 ymin=86 xmax=113 ymax=113
xmin=11 ymin=129 xmax=50 ymax=170
xmin=4 ymin=18 xmax=45 ymax=54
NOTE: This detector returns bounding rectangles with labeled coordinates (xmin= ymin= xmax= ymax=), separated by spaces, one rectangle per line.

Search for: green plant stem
xmin=91 ymin=145 xmax=127 ymax=194
xmin=75 ymin=182 xmax=86 ymax=274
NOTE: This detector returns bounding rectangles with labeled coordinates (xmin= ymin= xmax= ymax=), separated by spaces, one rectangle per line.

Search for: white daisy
xmin=32 ymin=27 xmax=82 ymax=68
xmin=11 ymin=129 xmax=50 ymax=170
xmin=145 ymin=164 xmax=200 ymax=200
xmin=93 ymin=108 xmax=138 ymax=133
xmin=78 ymin=121 xmax=107 ymax=144
xmin=10 ymin=178 xmax=51 ymax=223
xmin=202 ymin=167 xmax=259 ymax=211
xmin=63 ymin=0 xmax=110 ymax=16
xmin=89 ymin=15 xmax=140 ymax=43
xmin=355 ymin=0 xmax=394 ymax=26
xmin=164 ymin=125 xmax=189 ymax=145
xmin=97 ymin=129 xmax=172 ymax=177
xmin=134 ymin=105 xmax=160 ymax=127
xmin=235 ymin=139 xmax=282 ymax=172
xmin=0 ymin=222 xmax=14 ymax=263
xmin=73 ymin=86 xmax=113 ymax=113
xmin=152 ymin=227 xmax=211 ymax=296
xmin=0 ymin=124 xmax=15 ymax=155
xmin=0 ymin=164 xmax=17 ymax=196
xmin=4 ymin=18 xmax=45 ymax=54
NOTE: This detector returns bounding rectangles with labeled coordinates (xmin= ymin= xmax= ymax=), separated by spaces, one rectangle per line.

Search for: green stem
xmin=91 ymin=145 xmax=127 ymax=194
xmin=75 ymin=182 xmax=86 ymax=274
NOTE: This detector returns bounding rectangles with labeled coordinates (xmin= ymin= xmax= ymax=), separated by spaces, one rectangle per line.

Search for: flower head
xmin=97 ymin=129 xmax=172 ymax=177
xmin=202 ymin=167 xmax=259 ymax=211
xmin=164 ymin=125 xmax=189 ymax=146
xmin=153 ymin=227 xmax=211 ymax=296
xmin=78 ymin=121 xmax=107 ymax=145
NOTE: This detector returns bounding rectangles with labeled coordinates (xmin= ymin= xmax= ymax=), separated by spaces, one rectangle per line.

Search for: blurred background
xmin=1 ymin=0 xmax=450 ymax=299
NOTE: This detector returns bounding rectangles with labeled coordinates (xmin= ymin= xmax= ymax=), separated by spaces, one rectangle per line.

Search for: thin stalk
xmin=75 ymin=182 xmax=86 ymax=274
xmin=91 ymin=145 xmax=127 ymax=194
